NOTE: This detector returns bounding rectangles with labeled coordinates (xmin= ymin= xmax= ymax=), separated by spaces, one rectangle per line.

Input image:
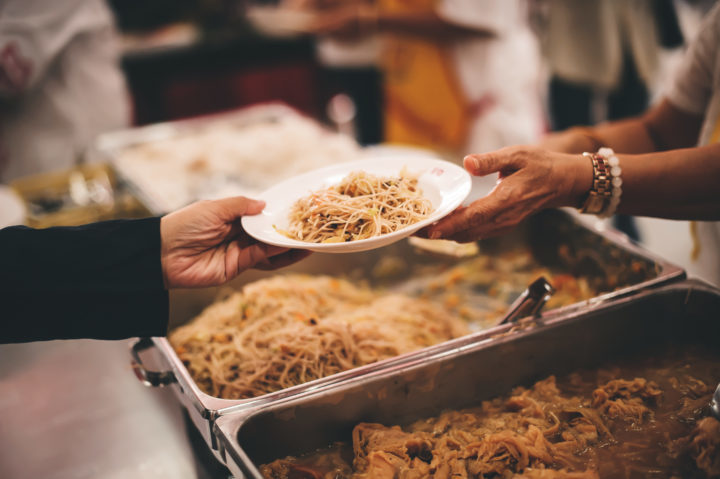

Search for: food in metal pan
xmin=170 ymin=252 xmax=602 ymax=400
xmin=112 ymin=114 xmax=364 ymax=211
xmin=169 ymin=275 xmax=467 ymax=399
xmin=277 ymin=170 xmax=433 ymax=244
xmin=261 ymin=347 xmax=720 ymax=478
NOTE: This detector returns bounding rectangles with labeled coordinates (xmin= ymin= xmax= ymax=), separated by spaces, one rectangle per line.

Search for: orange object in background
xmin=379 ymin=0 xmax=471 ymax=152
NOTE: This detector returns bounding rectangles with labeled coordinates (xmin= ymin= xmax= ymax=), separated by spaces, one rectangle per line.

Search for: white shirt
xmin=543 ymin=0 xmax=661 ymax=90
xmin=438 ymin=0 xmax=544 ymax=154
xmin=667 ymin=2 xmax=720 ymax=285
xmin=0 ymin=0 xmax=129 ymax=183
xmin=317 ymin=0 xmax=543 ymax=156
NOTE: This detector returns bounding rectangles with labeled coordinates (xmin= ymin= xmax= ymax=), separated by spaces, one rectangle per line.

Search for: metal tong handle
xmin=711 ymin=382 xmax=720 ymax=422
xmin=497 ymin=277 xmax=555 ymax=326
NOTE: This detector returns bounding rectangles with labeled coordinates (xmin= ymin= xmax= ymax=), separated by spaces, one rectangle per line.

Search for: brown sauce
xmin=261 ymin=346 xmax=720 ymax=478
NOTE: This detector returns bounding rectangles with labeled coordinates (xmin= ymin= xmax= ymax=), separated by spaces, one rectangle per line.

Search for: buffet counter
xmin=0 ymin=340 xmax=226 ymax=479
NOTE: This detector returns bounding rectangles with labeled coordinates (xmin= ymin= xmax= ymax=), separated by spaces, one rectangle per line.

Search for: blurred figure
xmin=0 ymin=0 xmax=130 ymax=183
xmin=541 ymin=0 xmax=680 ymax=130
xmin=296 ymin=0 xmax=544 ymax=156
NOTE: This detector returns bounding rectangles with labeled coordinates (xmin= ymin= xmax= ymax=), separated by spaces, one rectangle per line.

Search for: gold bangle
xmin=578 ymin=152 xmax=612 ymax=215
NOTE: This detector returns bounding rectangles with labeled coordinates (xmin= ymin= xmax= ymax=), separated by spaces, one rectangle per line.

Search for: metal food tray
xmin=214 ymin=278 xmax=720 ymax=478
xmin=89 ymin=102 xmax=317 ymax=215
xmin=130 ymin=209 xmax=684 ymax=461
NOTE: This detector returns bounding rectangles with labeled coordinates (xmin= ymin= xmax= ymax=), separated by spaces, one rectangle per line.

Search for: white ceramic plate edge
xmin=241 ymin=157 xmax=471 ymax=253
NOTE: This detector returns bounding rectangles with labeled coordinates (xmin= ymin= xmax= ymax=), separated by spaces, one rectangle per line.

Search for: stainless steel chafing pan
xmin=214 ymin=279 xmax=720 ymax=478
xmin=130 ymin=209 xmax=684 ymax=460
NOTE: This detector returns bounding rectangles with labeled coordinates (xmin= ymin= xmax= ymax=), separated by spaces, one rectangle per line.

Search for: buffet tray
xmin=214 ymin=278 xmax=720 ymax=477
xmin=90 ymin=102 xmax=362 ymax=215
xmin=130 ymin=209 xmax=684 ymax=460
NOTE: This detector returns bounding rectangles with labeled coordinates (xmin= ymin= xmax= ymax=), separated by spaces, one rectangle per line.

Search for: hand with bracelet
xmin=422 ymin=97 xmax=720 ymax=243
xmin=423 ymin=2 xmax=720 ymax=243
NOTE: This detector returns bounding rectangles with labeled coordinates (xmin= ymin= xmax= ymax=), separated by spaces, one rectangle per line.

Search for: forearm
xmin=612 ymin=143 xmax=720 ymax=220
xmin=539 ymin=117 xmax=658 ymax=155
xmin=0 ymin=218 xmax=168 ymax=343
xmin=539 ymin=99 xmax=703 ymax=155
xmin=1 ymin=218 xmax=165 ymax=292
xmin=2 ymin=290 xmax=168 ymax=343
xmin=373 ymin=10 xmax=494 ymax=40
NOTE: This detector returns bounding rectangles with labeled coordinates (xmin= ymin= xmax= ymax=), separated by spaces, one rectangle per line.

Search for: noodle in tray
xmin=169 ymin=275 xmax=467 ymax=399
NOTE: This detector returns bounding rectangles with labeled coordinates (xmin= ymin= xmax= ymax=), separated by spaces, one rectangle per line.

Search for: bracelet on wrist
xmin=577 ymin=147 xmax=622 ymax=217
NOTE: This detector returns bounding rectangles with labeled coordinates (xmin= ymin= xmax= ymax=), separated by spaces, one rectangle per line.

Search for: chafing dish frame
xmin=130 ymin=209 xmax=685 ymax=462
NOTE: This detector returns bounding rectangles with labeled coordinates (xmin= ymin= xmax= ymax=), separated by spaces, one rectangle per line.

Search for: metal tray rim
xmin=138 ymin=210 xmax=688 ymax=458
xmin=153 ymin=217 xmax=686 ymax=418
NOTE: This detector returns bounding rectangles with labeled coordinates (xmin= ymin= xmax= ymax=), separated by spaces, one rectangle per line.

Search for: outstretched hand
xmin=422 ymin=146 xmax=592 ymax=242
xmin=160 ymin=197 xmax=310 ymax=288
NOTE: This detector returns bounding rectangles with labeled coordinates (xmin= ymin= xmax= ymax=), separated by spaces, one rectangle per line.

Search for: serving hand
xmin=422 ymin=146 xmax=592 ymax=242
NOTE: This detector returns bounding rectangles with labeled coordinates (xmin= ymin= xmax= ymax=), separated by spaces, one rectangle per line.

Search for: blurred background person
xmin=291 ymin=0 xmax=544 ymax=159
xmin=0 ymin=0 xmax=130 ymax=183
xmin=541 ymin=0 xmax=682 ymax=131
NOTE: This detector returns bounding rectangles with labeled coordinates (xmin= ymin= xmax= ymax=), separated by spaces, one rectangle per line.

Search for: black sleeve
xmin=0 ymin=217 xmax=169 ymax=343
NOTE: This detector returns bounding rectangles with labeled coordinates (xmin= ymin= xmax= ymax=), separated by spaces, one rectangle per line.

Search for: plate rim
xmin=241 ymin=156 xmax=471 ymax=253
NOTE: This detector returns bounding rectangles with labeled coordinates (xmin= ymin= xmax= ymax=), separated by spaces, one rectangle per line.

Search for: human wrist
xmin=567 ymin=127 xmax=604 ymax=152
xmin=556 ymin=152 xmax=593 ymax=207
xmin=541 ymin=128 xmax=602 ymax=154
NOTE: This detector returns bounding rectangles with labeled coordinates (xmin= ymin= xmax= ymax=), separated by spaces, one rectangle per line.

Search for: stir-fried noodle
xmin=279 ymin=171 xmax=433 ymax=243
xmin=169 ymin=275 xmax=467 ymax=399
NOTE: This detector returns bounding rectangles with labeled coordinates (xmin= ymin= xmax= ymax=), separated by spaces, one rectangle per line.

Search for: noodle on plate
xmin=278 ymin=170 xmax=433 ymax=243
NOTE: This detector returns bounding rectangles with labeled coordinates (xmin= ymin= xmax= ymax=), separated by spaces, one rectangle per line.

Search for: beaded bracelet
xmin=597 ymin=147 xmax=622 ymax=218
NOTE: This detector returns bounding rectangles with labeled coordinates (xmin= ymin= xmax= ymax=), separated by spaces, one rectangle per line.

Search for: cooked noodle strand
xmin=279 ymin=170 xmax=433 ymax=243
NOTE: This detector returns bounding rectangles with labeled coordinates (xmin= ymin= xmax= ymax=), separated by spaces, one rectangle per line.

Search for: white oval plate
xmin=241 ymin=156 xmax=471 ymax=253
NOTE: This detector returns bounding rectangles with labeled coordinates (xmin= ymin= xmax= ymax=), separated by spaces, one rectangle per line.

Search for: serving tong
xmin=496 ymin=276 xmax=555 ymax=326
xmin=502 ymin=277 xmax=720 ymax=426
xmin=502 ymin=278 xmax=720 ymax=425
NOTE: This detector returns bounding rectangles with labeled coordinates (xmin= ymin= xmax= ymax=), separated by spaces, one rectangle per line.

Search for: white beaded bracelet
xmin=597 ymin=147 xmax=622 ymax=218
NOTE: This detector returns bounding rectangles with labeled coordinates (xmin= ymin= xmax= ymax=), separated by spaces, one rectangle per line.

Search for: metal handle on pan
xmin=497 ymin=276 xmax=555 ymax=326
xmin=130 ymin=337 xmax=176 ymax=387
